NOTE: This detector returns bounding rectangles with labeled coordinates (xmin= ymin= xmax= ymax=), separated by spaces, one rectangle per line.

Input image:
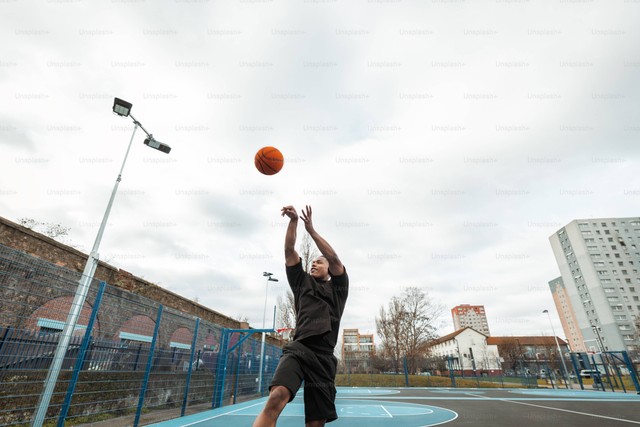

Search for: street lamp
xmin=543 ymin=309 xmax=571 ymax=389
xmin=32 ymin=98 xmax=171 ymax=427
xmin=258 ymin=272 xmax=278 ymax=395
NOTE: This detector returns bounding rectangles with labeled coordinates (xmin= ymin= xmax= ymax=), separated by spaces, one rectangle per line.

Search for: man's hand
xmin=281 ymin=206 xmax=299 ymax=221
xmin=300 ymin=205 xmax=315 ymax=234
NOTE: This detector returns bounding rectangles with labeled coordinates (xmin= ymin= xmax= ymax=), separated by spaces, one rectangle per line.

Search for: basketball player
xmin=252 ymin=205 xmax=349 ymax=427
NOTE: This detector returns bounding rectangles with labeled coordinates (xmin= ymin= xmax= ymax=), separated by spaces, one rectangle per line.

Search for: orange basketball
xmin=254 ymin=146 xmax=284 ymax=175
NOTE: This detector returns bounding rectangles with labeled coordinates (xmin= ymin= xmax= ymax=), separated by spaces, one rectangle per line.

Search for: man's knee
xmin=266 ymin=386 xmax=291 ymax=410
xmin=305 ymin=420 xmax=326 ymax=427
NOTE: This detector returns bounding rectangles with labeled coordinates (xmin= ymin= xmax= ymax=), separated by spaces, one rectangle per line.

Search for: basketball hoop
xmin=276 ymin=328 xmax=294 ymax=342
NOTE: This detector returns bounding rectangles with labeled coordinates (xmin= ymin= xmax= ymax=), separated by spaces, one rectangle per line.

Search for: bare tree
xmin=300 ymin=232 xmax=320 ymax=272
xmin=18 ymin=217 xmax=71 ymax=241
xmin=376 ymin=287 xmax=443 ymax=373
xmin=499 ymin=339 xmax=528 ymax=374
xmin=276 ymin=291 xmax=295 ymax=329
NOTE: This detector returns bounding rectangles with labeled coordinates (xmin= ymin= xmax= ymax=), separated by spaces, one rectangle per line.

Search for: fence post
xmin=447 ymin=357 xmax=456 ymax=388
xmin=0 ymin=326 xmax=11 ymax=356
xmin=133 ymin=304 xmax=163 ymax=427
xmin=403 ymin=356 xmax=409 ymax=387
xmin=233 ymin=339 xmax=243 ymax=404
xmin=620 ymin=351 xmax=640 ymax=394
xmin=212 ymin=329 xmax=229 ymax=409
xmin=181 ymin=317 xmax=200 ymax=417
xmin=589 ymin=354 xmax=605 ymax=392
xmin=57 ymin=281 xmax=106 ymax=427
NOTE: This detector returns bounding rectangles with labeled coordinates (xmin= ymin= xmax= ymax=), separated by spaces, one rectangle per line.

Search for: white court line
xmin=502 ymin=400 xmax=640 ymax=425
xmin=380 ymin=405 xmax=393 ymax=418
xmin=179 ymin=401 xmax=265 ymax=427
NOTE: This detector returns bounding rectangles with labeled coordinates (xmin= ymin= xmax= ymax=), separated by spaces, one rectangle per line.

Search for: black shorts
xmin=269 ymin=340 xmax=338 ymax=423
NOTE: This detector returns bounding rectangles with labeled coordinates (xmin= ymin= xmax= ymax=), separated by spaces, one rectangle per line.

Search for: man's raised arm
xmin=281 ymin=206 xmax=300 ymax=266
xmin=300 ymin=205 xmax=344 ymax=276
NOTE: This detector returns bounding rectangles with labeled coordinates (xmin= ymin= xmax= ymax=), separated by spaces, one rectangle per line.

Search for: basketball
xmin=254 ymin=146 xmax=284 ymax=175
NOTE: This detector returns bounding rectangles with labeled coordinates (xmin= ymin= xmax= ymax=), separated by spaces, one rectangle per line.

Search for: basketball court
xmin=148 ymin=387 xmax=640 ymax=427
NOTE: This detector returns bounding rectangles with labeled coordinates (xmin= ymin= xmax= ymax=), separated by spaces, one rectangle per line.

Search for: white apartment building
xmin=549 ymin=217 xmax=640 ymax=355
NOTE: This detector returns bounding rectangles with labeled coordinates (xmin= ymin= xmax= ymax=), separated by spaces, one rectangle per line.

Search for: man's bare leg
xmin=252 ymin=386 xmax=291 ymax=427
xmin=306 ymin=420 xmax=326 ymax=427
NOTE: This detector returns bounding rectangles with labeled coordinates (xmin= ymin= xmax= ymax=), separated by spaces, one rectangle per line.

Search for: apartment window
xmin=604 ymin=288 xmax=615 ymax=293
xmin=605 ymin=229 xmax=611 ymax=235
xmin=601 ymin=222 xmax=607 ymax=227
xmin=607 ymin=297 xmax=620 ymax=302
xmin=582 ymin=230 xmax=593 ymax=236
xmin=622 ymin=270 xmax=628 ymax=275
xmin=612 ymin=245 xmax=617 ymax=250
xmin=614 ymin=315 xmax=627 ymax=320
xmin=619 ymin=325 xmax=632 ymax=330
xmin=626 ymin=279 xmax=632 ymax=284
xmin=634 ymin=296 xmax=639 ymax=302
xmin=630 ymin=287 xmax=636 ymax=292
xmin=618 ymin=262 xmax=624 ymax=266
xmin=597 ymin=271 xmax=609 ymax=276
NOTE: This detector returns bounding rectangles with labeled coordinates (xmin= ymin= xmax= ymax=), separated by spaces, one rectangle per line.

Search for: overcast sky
xmin=1 ymin=1 xmax=639 ymax=344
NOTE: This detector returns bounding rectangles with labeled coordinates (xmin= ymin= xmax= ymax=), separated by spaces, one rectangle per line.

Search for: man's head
xmin=309 ymin=256 xmax=330 ymax=281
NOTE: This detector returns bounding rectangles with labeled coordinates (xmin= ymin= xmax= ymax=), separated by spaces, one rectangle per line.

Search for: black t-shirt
xmin=286 ymin=260 xmax=349 ymax=353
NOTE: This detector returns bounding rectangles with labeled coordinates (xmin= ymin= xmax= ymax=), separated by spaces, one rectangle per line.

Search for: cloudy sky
xmin=1 ymin=0 xmax=638 ymax=343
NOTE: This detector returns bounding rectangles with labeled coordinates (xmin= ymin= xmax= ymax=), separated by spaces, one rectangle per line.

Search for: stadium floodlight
xmin=144 ymin=136 xmax=171 ymax=154
xmin=32 ymin=98 xmax=172 ymax=427
xmin=112 ymin=97 xmax=132 ymax=117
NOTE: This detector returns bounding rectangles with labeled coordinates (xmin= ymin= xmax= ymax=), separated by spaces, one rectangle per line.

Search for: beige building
xmin=341 ymin=328 xmax=374 ymax=373
xmin=548 ymin=277 xmax=587 ymax=352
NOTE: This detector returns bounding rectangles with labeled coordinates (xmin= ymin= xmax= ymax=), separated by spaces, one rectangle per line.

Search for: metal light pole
xmin=32 ymin=99 xmax=171 ymax=427
xmin=258 ymin=272 xmax=278 ymax=395
xmin=543 ymin=309 xmax=570 ymax=389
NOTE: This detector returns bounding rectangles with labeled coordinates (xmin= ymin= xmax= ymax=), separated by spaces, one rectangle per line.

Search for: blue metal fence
xmin=0 ymin=243 xmax=284 ymax=426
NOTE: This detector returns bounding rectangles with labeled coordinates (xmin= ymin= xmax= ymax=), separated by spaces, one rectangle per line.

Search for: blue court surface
xmin=149 ymin=387 xmax=640 ymax=427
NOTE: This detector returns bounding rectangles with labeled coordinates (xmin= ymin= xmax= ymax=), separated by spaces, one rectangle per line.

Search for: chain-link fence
xmin=338 ymin=353 xmax=640 ymax=392
xmin=0 ymin=244 xmax=282 ymax=426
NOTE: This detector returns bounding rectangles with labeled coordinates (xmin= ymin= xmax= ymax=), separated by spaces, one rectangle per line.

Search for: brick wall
xmin=0 ymin=215 xmax=280 ymax=346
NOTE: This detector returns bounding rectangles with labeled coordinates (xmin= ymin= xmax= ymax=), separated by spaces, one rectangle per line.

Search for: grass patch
xmin=336 ymin=374 xmax=528 ymax=388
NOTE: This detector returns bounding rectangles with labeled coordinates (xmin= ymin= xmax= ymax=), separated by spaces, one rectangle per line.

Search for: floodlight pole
xmin=32 ymin=122 xmax=140 ymax=427
xmin=258 ymin=273 xmax=278 ymax=395
xmin=543 ymin=309 xmax=570 ymax=390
